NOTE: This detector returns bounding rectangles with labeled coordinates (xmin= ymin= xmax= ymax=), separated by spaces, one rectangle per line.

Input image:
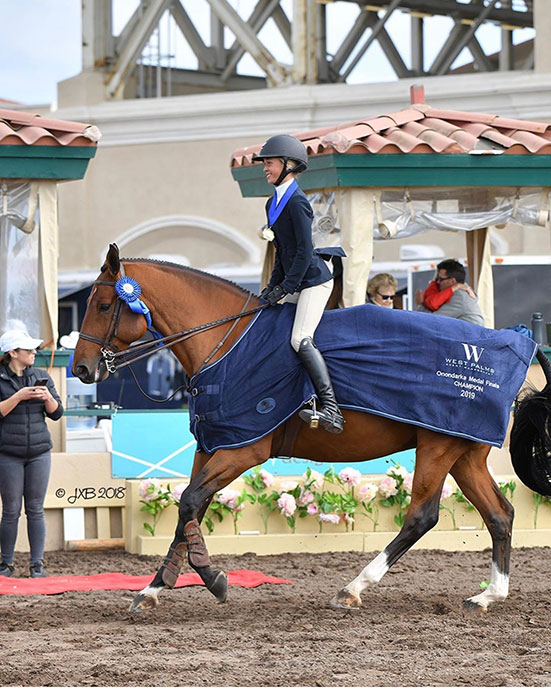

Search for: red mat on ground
xmin=0 ymin=569 xmax=293 ymax=596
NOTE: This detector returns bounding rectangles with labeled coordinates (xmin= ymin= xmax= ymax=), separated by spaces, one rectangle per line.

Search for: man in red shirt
xmin=416 ymin=259 xmax=475 ymax=309
xmin=416 ymin=259 xmax=484 ymax=326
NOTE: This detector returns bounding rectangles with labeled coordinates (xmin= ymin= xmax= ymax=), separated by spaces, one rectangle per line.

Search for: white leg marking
xmin=467 ymin=560 xmax=509 ymax=609
xmin=345 ymin=551 xmax=390 ymax=598
xmin=140 ymin=585 xmax=163 ymax=599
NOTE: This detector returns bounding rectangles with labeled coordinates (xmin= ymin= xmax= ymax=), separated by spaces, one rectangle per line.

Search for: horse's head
xmin=72 ymin=243 xmax=149 ymax=383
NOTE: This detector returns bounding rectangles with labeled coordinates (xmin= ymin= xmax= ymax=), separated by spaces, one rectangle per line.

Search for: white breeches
xmin=283 ymin=278 xmax=334 ymax=352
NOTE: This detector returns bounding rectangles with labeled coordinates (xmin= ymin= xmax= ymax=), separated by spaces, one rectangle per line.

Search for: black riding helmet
xmin=252 ymin=134 xmax=308 ymax=186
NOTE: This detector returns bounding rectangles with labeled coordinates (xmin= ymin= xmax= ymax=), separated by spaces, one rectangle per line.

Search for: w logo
xmin=462 ymin=343 xmax=484 ymax=363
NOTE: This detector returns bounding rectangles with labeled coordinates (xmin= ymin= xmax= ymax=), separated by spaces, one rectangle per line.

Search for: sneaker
xmin=29 ymin=561 xmax=46 ymax=578
xmin=0 ymin=562 xmax=15 ymax=577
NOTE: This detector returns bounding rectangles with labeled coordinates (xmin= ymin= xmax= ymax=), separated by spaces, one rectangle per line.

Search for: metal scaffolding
xmin=82 ymin=0 xmax=535 ymax=99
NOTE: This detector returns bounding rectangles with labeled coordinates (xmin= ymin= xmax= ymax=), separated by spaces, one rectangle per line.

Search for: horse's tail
xmin=510 ymin=347 xmax=551 ymax=496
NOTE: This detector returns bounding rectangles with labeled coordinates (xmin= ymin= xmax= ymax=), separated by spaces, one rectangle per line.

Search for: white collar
xmin=275 ymin=178 xmax=294 ymax=204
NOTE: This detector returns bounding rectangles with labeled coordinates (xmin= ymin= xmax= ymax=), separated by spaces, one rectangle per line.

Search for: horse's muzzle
xmin=72 ymin=359 xmax=108 ymax=384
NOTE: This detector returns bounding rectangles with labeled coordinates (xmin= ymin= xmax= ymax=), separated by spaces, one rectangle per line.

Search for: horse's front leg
xmin=129 ymin=450 xmax=212 ymax=612
xmin=130 ymin=438 xmax=271 ymax=613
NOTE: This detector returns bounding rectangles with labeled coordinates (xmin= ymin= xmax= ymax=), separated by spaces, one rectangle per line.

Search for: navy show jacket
xmin=265 ymin=186 xmax=333 ymax=295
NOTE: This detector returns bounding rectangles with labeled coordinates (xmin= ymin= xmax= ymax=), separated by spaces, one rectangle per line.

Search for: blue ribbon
xmin=268 ymin=179 xmax=298 ymax=228
xmin=114 ymin=277 xmax=164 ymax=342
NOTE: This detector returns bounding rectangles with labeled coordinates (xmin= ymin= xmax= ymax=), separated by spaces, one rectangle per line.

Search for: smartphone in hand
xmin=34 ymin=378 xmax=48 ymax=387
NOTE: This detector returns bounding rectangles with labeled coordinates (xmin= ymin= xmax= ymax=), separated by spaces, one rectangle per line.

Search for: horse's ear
xmin=105 ymin=243 xmax=120 ymax=276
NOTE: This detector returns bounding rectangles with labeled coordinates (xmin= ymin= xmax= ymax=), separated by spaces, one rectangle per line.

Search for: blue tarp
xmin=187 ymin=303 xmax=537 ymax=453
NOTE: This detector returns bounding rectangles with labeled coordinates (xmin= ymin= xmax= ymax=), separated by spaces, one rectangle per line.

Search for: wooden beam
xmin=466 ymin=227 xmax=488 ymax=292
xmin=66 ymin=538 xmax=125 ymax=551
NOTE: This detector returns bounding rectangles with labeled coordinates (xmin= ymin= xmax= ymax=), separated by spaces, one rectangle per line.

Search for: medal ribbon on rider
xmin=266 ymin=179 xmax=298 ymax=234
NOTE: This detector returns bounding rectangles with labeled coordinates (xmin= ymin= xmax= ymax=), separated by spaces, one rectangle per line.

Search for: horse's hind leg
xmin=130 ymin=438 xmax=271 ymax=613
xmin=331 ymin=432 xmax=468 ymax=610
xmin=450 ymin=447 xmax=514 ymax=613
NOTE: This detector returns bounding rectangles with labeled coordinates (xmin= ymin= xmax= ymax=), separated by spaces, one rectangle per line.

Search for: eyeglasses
xmin=377 ymin=292 xmax=395 ymax=300
xmin=435 ymin=276 xmax=449 ymax=282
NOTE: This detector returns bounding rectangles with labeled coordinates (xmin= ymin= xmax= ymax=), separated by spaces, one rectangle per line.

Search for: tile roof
xmin=230 ymin=86 xmax=551 ymax=167
xmin=0 ymin=108 xmax=101 ymax=147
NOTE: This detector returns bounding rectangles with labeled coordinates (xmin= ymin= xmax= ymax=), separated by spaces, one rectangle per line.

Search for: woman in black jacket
xmin=254 ymin=134 xmax=345 ymax=434
xmin=0 ymin=328 xmax=63 ymax=578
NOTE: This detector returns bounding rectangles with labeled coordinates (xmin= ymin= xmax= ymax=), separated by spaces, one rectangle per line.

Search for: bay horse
xmin=73 ymin=244 xmax=551 ymax=615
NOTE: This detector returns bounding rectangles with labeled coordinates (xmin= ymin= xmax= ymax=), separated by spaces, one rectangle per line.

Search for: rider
xmin=253 ymin=134 xmax=345 ymax=434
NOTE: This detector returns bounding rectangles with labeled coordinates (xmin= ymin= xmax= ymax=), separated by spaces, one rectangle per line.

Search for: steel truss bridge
xmin=82 ymin=0 xmax=534 ymax=99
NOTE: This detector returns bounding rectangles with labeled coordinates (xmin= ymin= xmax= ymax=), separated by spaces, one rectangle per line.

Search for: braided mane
xmin=100 ymin=257 xmax=251 ymax=295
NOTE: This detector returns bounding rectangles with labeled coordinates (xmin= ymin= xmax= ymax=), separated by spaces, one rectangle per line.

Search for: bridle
xmin=79 ymin=262 xmax=268 ymax=376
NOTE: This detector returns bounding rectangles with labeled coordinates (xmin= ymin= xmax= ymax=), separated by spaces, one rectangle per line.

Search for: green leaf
xmin=143 ymin=522 xmax=155 ymax=536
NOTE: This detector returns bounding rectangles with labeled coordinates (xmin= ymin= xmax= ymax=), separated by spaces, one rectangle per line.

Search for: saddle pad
xmin=187 ymin=302 xmax=537 ymax=453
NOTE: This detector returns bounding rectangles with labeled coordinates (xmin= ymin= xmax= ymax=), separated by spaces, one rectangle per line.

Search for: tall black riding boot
xmin=297 ymin=337 xmax=344 ymax=434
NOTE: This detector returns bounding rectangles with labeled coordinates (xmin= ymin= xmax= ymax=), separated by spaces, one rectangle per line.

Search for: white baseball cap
xmin=0 ymin=329 xmax=43 ymax=353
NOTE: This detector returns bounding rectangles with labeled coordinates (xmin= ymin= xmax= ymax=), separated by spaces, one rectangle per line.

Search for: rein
xmin=79 ymin=263 xmax=268 ymax=377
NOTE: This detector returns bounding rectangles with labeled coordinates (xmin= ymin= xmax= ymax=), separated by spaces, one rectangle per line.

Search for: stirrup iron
xmin=309 ymin=397 xmax=319 ymax=429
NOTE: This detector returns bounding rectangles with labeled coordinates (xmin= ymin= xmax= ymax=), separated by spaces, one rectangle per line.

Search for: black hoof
xmin=208 ymin=570 xmax=228 ymax=603
xmin=129 ymin=592 xmax=158 ymax=613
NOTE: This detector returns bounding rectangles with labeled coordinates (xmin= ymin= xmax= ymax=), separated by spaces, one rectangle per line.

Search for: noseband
xmin=79 ymin=262 xmax=133 ymax=373
xmin=79 ymin=261 xmax=267 ymax=375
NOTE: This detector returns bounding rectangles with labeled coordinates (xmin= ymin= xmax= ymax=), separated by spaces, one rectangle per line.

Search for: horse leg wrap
xmin=184 ymin=519 xmax=228 ymax=603
xmin=161 ymin=542 xmax=187 ymax=588
xmin=184 ymin=518 xmax=211 ymax=569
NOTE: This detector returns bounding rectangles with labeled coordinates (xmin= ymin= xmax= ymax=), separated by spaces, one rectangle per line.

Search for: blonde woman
xmin=367 ymin=273 xmax=398 ymax=308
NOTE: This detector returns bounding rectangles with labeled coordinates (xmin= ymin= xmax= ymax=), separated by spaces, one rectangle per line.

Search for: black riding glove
xmin=259 ymin=286 xmax=272 ymax=300
xmin=263 ymin=284 xmax=286 ymax=306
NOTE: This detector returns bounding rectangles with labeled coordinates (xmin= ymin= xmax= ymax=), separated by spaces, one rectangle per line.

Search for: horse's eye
xmin=99 ymin=303 xmax=112 ymax=313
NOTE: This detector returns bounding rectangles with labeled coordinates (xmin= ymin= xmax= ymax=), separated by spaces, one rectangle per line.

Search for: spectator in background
xmin=367 ymin=273 xmax=398 ymax=309
xmin=416 ymin=259 xmax=485 ymax=326
xmin=0 ymin=328 xmax=63 ymax=578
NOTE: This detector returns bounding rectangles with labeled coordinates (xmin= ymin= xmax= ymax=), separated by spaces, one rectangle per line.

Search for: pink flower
xmin=441 ymin=481 xmax=454 ymax=501
xmin=319 ymin=512 xmax=340 ymax=524
xmin=303 ymin=469 xmax=324 ymax=489
xmin=259 ymin=469 xmax=274 ymax=487
xmin=306 ymin=502 xmax=319 ymax=515
xmin=357 ymin=482 xmax=378 ymax=503
xmin=297 ymin=489 xmax=315 ymax=506
xmin=217 ymin=489 xmax=242 ymax=511
xmin=403 ymin=472 xmax=414 ymax=495
xmin=138 ymin=478 xmax=162 ymax=500
xmin=277 ymin=492 xmax=296 ymax=517
xmin=387 ymin=464 xmax=408 ymax=480
xmin=279 ymin=480 xmax=298 ymax=493
xmin=338 ymin=467 xmax=362 ymax=487
xmin=378 ymin=475 xmax=398 ymax=498
xmin=171 ymin=482 xmax=188 ymax=502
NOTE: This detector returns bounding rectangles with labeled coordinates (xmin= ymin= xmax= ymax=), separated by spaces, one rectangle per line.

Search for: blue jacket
xmin=0 ymin=364 xmax=63 ymax=458
xmin=265 ymin=187 xmax=333 ymax=294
